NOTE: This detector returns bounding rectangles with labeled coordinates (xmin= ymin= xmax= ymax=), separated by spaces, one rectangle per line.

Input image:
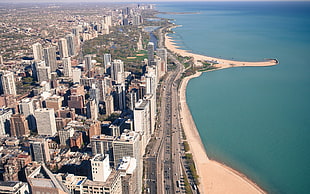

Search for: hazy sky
xmin=1 ymin=0 xmax=309 ymax=3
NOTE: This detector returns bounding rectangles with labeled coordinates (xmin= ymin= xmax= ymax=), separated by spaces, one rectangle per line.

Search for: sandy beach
xmin=169 ymin=30 xmax=270 ymax=193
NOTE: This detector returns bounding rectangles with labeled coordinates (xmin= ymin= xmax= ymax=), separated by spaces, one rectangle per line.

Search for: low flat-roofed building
xmin=82 ymin=170 xmax=122 ymax=194
xmin=0 ymin=181 xmax=29 ymax=194
xmin=27 ymin=164 xmax=69 ymax=194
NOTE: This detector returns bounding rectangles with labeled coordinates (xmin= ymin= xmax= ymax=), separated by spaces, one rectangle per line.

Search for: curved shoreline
xmin=166 ymin=26 xmax=278 ymax=69
xmin=169 ymin=30 xmax=271 ymax=193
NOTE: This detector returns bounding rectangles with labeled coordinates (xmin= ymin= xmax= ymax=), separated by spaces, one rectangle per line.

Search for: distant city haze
xmin=1 ymin=0 xmax=309 ymax=3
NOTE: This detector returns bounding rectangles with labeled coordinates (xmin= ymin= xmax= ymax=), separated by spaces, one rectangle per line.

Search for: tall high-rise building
xmin=134 ymin=99 xmax=151 ymax=150
xmin=118 ymin=157 xmax=137 ymax=194
xmin=0 ymin=108 xmax=12 ymax=135
xmin=133 ymin=14 xmax=142 ymax=25
xmin=147 ymin=42 xmax=155 ymax=66
xmin=105 ymin=95 xmax=114 ymax=116
xmin=58 ymin=38 xmax=69 ymax=59
xmin=34 ymin=108 xmax=57 ymax=136
xmin=19 ymin=98 xmax=34 ymax=117
xmin=36 ymin=64 xmax=51 ymax=83
xmin=103 ymin=15 xmax=112 ymax=26
xmin=0 ymin=55 xmax=3 ymax=65
xmin=10 ymin=114 xmax=30 ymax=137
xmin=58 ymin=127 xmax=74 ymax=146
xmin=65 ymin=34 xmax=76 ymax=57
xmin=86 ymin=98 xmax=98 ymax=121
xmin=114 ymin=84 xmax=126 ymax=111
xmin=156 ymin=48 xmax=167 ymax=78
xmin=137 ymin=34 xmax=143 ymax=50
xmin=91 ymin=154 xmax=112 ymax=182
xmin=19 ymin=98 xmax=36 ymax=130
xmin=84 ymin=55 xmax=92 ymax=77
xmin=43 ymin=46 xmax=57 ymax=72
xmin=111 ymin=60 xmax=124 ymax=84
xmin=0 ymin=71 xmax=16 ymax=96
xmin=45 ymin=95 xmax=63 ymax=111
xmin=62 ymin=57 xmax=72 ymax=77
xmin=103 ymin=53 xmax=111 ymax=74
xmin=72 ymin=68 xmax=81 ymax=84
xmin=112 ymin=131 xmax=142 ymax=194
xmin=32 ymin=43 xmax=43 ymax=61
xmin=91 ymin=135 xmax=115 ymax=160
xmin=29 ymin=139 xmax=50 ymax=163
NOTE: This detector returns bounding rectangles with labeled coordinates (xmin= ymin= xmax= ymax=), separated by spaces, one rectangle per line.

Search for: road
xmin=144 ymin=25 xmax=199 ymax=194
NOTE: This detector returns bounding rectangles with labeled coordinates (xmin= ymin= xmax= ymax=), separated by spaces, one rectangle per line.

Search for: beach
xmin=169 ymin=32 xmax=269 ymax=193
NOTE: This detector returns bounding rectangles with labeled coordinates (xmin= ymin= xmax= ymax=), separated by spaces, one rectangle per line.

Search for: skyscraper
xmin=112 ymin=131 xmax=142 ymax=194
xmin=114 ymin=84 xmax=126 ymax=111
xmin=32 ymin=43 xmax=43 ymax=61
xmin=134 ymin=99 xmax=151 ymax=150
xmin=156 ymin=48 xmax=168 ymax=78
xmin=0 ymin=108 xmax=12 ymax=135
xmin=58 ymin=38 xmax=69 ymax=59
xmin=0 ymin=71 xmax=16 ymax=96
xmin=43 ymin=46 xmax=57 ymax=72
xmin=36 ymin=63 xmax=51 ymax=82
xmin=147 ymin=42 xmax=155 ymax=66
xmin=62 ymin=57 xmax=72 ymax=77
xmin=84 ymin=55 xmax=92 ymax=77
xmin=72 ymin=68 xmax=81 ymax=84
xmin=86 ymin=98 xmax=98 ymax=121
xmin=34 ymin=108 xmax=57 ymax=136
xmin=103 ymin=53 xmax=111 ymax=74
xmin=111 ymin=59 xmax=124 ymax=84
xmin=0 ymin=55 xmax=4 ymax=65
xmin=65 ymin=34 xmax=76 ymax=57
xmin=10 ymin=114 xmax=30 ymax=137
xmin=19 ymin=98 xmax=36 ymax=131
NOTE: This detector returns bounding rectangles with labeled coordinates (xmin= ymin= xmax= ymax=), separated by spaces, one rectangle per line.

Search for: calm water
xmin=157 ymin=2 xmax=310 ymax=194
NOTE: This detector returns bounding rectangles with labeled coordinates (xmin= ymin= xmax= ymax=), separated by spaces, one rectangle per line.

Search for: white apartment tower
xmin=58 ymin=38 xmax=69 ymax=58
xmin=91 ymin=154 xmax=112 ymax=182
xmin=111 ymin=60 xmax=124 ymax=84
xmin=72 ymin=68 xmax=81 ymax=84
xmin=32 ymin=43 xmax=44 ymax=61
xmin=0 ymin=71 xmax=16 ymax=96
xmin=34 ymin=108 xmax=57 ymax=136
xmin=112 ymin=131 xmax=142 ymax=194
xmin=134 ymin=99 xmax=151 ymax=150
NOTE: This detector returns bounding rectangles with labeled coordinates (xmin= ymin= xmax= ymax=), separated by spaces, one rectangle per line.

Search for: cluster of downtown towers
xmin=0 ymin=4 xmax=169 ymax=194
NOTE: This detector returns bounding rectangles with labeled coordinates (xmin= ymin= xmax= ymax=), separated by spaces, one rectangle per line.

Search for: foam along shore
xmin=165 ymin=34 xmax=278 ymax=69
xmin=172 ymin=35 xmax=270 ymax=193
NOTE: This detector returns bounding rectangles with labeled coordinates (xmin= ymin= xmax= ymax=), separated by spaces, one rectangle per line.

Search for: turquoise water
xmin=158 ymin=2 xmax=310 ymax=194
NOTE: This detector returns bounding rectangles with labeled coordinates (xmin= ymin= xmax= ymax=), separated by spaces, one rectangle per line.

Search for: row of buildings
xmin=0 ymin=3 xmax=170 ymax=194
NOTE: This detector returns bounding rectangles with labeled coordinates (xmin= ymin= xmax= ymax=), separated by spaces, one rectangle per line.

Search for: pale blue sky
xmin=1 ymin=0 xmax=309 ymax=3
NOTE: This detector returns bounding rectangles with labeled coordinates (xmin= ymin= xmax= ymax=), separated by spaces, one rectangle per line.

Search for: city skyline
xmin=0 ymin=0 xmax=308 ymax=3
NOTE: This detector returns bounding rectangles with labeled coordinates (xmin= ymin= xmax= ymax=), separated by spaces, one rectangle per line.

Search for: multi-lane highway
xmin=144 ymin=25 xmax=199 ymax=194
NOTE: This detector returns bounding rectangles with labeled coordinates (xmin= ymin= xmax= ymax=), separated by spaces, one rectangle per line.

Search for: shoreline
xmin=169 ymin=30 xmax=270 ymax=193
xmin=165 ymin=26 xmax=278 ymax=69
